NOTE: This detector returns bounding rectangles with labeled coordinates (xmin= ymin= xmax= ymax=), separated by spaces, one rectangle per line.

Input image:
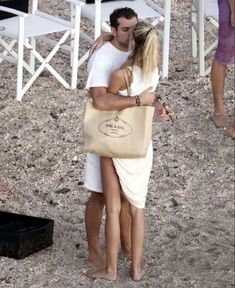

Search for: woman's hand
xmin=154 ymin=98 xmax=175 ymax=122
xmin=89 ymin=32 xmax=114 ymax=56
xmin=161 ymin=103 xmax=175 ymax=122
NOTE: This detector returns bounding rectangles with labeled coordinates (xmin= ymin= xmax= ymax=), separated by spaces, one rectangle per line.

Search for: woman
xmin=89 ymin=21 xmax=161 ymax=282
xmin=211 ymin=0 xmax=235 ymax=139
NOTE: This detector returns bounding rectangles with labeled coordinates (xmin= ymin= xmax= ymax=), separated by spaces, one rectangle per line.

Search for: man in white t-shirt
xmin=84 ymin=7 xmax=155 ymax=269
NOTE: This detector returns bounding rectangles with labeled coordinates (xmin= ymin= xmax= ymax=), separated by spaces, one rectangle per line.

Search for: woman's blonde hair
xmin=128 ymin=21 xmax=160 ymax=83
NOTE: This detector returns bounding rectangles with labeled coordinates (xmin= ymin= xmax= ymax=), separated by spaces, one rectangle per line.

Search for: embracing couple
xmin=83 ymin=7 xmax=171 ymax=282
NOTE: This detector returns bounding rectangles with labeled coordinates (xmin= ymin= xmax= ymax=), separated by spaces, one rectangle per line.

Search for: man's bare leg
xmin=211 ymin=59 xmax=228 ymax=128
xmin=88 ymin=157 xmax=121 ymax=281
xmin=130 ymin=205 xmax=145 ymax=282
xmin=85 ymin=191 xmax=105 ymax=269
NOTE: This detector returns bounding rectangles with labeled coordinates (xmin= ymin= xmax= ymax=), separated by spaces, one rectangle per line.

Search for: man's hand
xmin=139 ymin=87 xmax=155 ymax=106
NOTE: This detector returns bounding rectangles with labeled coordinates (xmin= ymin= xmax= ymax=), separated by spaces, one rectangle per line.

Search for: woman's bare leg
xmin=211 ymin=59 xmax=228 ymax=127
xmin=130 ymin=205 xmax=145 ymax=281
xmin=120 ymin=195 xmax=131 ymax=257
xmin=88 ymin=157 xmax=121 ymax=281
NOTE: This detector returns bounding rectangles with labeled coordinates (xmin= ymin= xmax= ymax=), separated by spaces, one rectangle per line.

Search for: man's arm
xmin=90 ymin=70 xmax=155 ymax=111
xmin=90 ymin=86 xmax=135 ymax=110
xmin=90 ymin=87 xmax=155 ymax=110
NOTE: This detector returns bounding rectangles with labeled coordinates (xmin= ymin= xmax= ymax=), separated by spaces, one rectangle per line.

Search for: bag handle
xmin=122 ymin=68 xmax=131 ymax=97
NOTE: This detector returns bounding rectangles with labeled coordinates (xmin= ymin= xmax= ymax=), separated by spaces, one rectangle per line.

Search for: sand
xmin=0 ymin=1 xmax=234 ymax=287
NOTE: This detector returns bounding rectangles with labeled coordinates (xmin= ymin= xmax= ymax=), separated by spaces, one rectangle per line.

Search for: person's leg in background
xmin=211 ymin=0 xmax=235 ymax=139
xmin=211 ymin=56 xmax=235 ymax=139
xmin=211 ymin=59 xmax=228 ymax=128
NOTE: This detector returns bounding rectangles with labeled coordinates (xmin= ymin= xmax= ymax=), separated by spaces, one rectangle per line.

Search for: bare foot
xmin=212 ymin=113 xmax=228 ymax=128
xmin=87 ymin=255 xmax=105 ymax=269
xmin=226 ymin=122 xmax=235 ymax=140
xmin=131 ymin=267 xmax=144 ymax=282
xmin=86 ymin=268 xmax=116 ymax=281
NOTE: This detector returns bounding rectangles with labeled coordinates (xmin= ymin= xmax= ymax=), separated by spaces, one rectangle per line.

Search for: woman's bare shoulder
xmin=112 ymin=68 xmax=124 ymax=79
xmin=109 ymin=69 xmax=126 ymax=92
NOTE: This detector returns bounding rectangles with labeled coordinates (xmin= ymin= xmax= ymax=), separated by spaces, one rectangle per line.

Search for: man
xmin=84 ymin=7 xmax=155 ymax=269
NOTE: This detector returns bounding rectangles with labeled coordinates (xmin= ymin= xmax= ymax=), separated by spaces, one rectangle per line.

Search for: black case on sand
xmin=0 ymin=211 xmax=54 ymax=259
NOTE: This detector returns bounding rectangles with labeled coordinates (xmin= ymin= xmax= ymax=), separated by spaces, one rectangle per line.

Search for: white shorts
xmin=84 ymin=153 xmax=103 ymax=193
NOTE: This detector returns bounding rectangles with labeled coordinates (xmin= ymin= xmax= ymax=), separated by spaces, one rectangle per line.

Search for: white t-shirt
xmin=84 ymin=42 xmax=129 ymax=193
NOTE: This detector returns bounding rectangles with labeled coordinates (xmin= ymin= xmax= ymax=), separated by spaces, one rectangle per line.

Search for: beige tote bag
xmin=83 ymin=101 xmax=154 ymax=158
xmin=83 ymin=67 xmax=154 ymax=158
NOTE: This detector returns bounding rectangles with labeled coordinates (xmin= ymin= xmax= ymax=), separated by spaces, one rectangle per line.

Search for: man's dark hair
xmin=110 ymin=7 xmax=138 ymax=29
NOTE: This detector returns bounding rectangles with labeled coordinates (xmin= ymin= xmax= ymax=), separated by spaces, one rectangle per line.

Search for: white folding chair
xmin=191 ymin=0 xmax=218 ymax=76
xmin=78 ymin=0 xmax=171 ymax=78
xmin=0 ymin=0 xmax=84 ymax=101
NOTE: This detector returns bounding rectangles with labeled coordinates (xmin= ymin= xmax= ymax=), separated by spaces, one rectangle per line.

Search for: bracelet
xmin=135 ymin=96 xmax=141 ymax=106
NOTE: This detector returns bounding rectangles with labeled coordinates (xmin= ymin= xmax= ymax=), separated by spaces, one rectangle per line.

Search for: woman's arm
xmin=89 ymin=33 xmax=114 ymax=55
xmin=108 ymin=69 xmax=126 ymax=94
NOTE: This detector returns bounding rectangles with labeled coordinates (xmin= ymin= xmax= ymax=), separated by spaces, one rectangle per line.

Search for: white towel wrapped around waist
xmin=113 ymin=142 xmax=153 ymax=209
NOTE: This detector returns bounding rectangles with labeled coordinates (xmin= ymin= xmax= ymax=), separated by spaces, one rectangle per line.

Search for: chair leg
xmin=70 ymin=3 xmax=81 ymax=90
xmin=191 ymin=0 xmax=197 ymax=58
xmin=94 ymin=0 xmax=102 ymax=39
xmin=16 ymin=16 xmax=25 ymax=102
xmin=161 ymin=0 xmax=171 ymax=79
xmin=0 ymin=38 xmax=34 ymax=73
xmin=22 ymin=31 xmax=71 ymax=96
xmin=77 ymin=50 xmax=90 ymax=68
xmin=198 ymin=0 xmax=205 ymax=76
xmin=0 ymin=39 xmax=16 ymax=64
xmin=29 ymin=37 xmax=36 ymax=73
